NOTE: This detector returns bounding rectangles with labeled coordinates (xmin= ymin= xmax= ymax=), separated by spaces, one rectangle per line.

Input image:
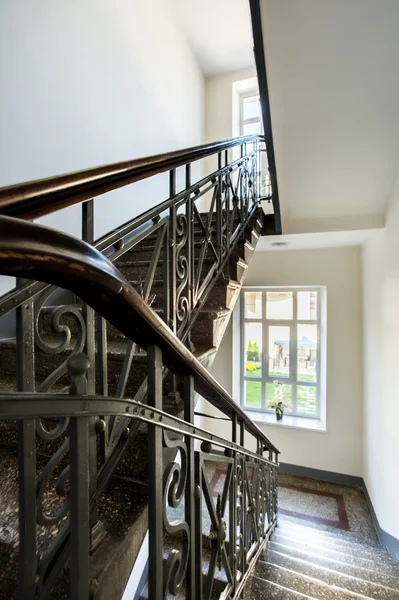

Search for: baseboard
xmin=279 ymin=462 xmax=363 ymax=487
xmin=279 ymin=462 xmax=399 ymax=559
xmin=362 ymin=482 xmax=399 ymax=560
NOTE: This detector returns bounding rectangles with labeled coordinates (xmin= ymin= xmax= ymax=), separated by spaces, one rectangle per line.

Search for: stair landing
xmin=245 ymin=474 xmax=399 ymax=599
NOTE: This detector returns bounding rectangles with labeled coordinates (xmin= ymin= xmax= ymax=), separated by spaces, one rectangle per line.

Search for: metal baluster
xmin=147 ymin=345 xmax=164 ymax=599
xmin=224 ymin=149 xmax=231 ymax=251
xmin=184 ymin=375 xmax=200 ymax=598
xmin=168 ymin=171 xmax=177 ymax=334
xmin=68 ymin=354 xmax=91 ymax=600
xmin=81 ymin=200 xmax=98 ymax=512
xmin=217 ymin=152 xmax=223 ymax=263
xmin=163 ymin=218 xmax=171 ymax=326
xmin=194 ymin=448 xmax=203 ymax=599
xmin=16 ymin=279 xmax=37 ymax=599
xmin=186 ymin=164 xmax=195 ymax=351
xmin=96 ymin=314 xmax=108 ymax=461
xmin=230 ymin=414 xmax=238 ymax=596
xmin=239 ymin=420 xmax=247 ymax=575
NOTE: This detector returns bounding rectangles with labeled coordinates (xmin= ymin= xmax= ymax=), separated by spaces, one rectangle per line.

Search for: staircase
xmin=246 ymin=516 xmax=399 ymax=599
xmin=0 ymin=134 xmax=283 ymax=599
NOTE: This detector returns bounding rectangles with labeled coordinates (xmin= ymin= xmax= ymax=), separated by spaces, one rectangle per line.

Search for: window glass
xmin=298 ymin=291 xmax=318 ymax=320
xmin=245 ymin=323 xmax=262 ymax=378
xmin=268 ymin=325 xmax=290 ymax=378
xmin=266 ymin=381 xmax=293 ymax=411
xmin=266 ymin=292 xmax=293 ymax=320
xmin=244 ymin=380 xmax=261 ymax=408
xmin=297 ymin=324 xmax=318 ymax=382
xmin=243 ymin=96 xmax=261 ymax=120
xmin=243 ymin=121 xmax=261 ymax=136
xmin=241 ymin=288 xmax=323 ymax=419
xmin=297 ymin=385 xmax=317 ymax=414
xmin=245 ymin=291 xmax=262 ymax=318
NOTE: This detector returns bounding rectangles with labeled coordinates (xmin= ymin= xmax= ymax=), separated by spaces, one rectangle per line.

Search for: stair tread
xmin=269 ymin=540 xmax=399 ymax=585
xmin=273 ymin=532 xmax=398 ymax=567
xmin=278 ymin=517 xmax=381 ymax=548
xmin=248 ymin=565 xmax=376 ymax=599
xmin=260 ymin=550 xmax=399 ymax=599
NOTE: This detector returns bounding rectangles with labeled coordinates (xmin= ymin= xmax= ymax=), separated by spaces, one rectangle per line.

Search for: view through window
xmin=241 ymin=288 xmax=323 ymax=418
xmin=240 ymin=94 xmax=262 ymax=135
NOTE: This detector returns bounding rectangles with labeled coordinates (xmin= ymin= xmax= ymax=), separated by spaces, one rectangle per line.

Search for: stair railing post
xmin=81 ymin=200 xmax=98 ymax=516
xmin=230 ymin=413 xmax=238 ymax=596
xmin=185 ymin=163 xmax=195 ymax=352
xmin=224 ymin=149 xmax=231 ymax=251
xmin=217 ymin=152 xmax=223 ymax=263
xmin=147 ymin=345 xmax=164 ymax=599
xmin=68 ymin=353 xmax=91 ymax=600
xmin=16 ymin=278 xmax=37 ymax=600
xmin=184 ymin=375 xmax=201 ymax=598
xmin=168 ymin=170 xmax=177 ymax=335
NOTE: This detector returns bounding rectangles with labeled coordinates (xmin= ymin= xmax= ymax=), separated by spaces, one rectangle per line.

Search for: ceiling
xmin=170 ymin=0 xmax=255 ymax=76
xmin=260 ymin=0 xmax=399 ymax=228
xmin=257 ymin=228 xmax=383 ymax=252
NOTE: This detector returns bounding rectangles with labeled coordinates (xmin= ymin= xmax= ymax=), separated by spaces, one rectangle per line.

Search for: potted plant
xmin=272 ymin=380 xmax=284 ymax=421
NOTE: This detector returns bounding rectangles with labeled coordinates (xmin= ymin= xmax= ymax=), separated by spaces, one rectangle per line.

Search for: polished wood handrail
xmin=0 ymin=214 xmax=279 ymax=452
xmin=0 ymin=135 xmax=263 ymax=221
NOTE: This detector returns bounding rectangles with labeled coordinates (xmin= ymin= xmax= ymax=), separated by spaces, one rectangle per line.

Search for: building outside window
xmin=240 ymin=93 xmax=262 ymax=135
xmin=241 ymin=287 xmax=325 ymax=419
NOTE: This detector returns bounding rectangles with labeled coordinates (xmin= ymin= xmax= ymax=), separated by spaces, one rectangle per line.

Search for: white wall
xmin=362 ymin=179 xmax=399 ymax=541
xmin=206 ymin=246 xmax=364 ymax=476
xmin=0 ymin=0 xmax=204 ymax=300
xmin=205 ymin=67 xmax=257 ymax=143
xmin=0 ymin=0 xmax=204 ymax=241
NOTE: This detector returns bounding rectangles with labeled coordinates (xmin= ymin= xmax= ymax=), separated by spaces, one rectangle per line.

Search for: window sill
xmin=245 ymin=410 xmax=327 ymax=432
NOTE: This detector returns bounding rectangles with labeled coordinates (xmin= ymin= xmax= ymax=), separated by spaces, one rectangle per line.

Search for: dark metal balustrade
xmin=0 ymin=134 xmax=280 ymax=599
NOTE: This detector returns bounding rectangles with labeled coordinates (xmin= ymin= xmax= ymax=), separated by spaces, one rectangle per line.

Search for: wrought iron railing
xmin=0 ymin=134 xmax=279 ymax=599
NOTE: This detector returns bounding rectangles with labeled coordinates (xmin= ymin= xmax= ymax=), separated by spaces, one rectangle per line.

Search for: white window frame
xmin=240 ymin=287 xmax=324 ymax=419
xmin=239 ymin=92 xmax=263 ymax=135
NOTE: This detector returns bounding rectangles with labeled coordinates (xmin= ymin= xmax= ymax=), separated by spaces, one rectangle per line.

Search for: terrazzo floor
xmin=196 ymin=463 xmax=378 ymax=545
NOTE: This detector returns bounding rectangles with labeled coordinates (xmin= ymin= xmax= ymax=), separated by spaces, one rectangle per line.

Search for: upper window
xmin=240 ymin=94 xmax=262 ymax=136
xmin=241 ymin=288 xmax=324 ymax=419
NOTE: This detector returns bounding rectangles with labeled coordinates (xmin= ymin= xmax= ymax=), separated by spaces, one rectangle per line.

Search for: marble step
xmin=261 ymin=550 xmax=399 ymax=600
xmin=246 ymin=569 xmax=374 ymax=599
xmin=268 ymin=540 xmax=399 ymax=588
xmin=277 ymin=518 xmax=381 ymax=550
xmin=273 ymin=532 xmax=399 ymax=569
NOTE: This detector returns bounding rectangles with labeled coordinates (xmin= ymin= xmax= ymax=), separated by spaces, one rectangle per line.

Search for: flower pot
xmin=276 ymin=411 xmax=284 ymax=421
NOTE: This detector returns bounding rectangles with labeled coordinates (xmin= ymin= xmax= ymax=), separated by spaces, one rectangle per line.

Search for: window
xmin=240 ymin=94 xmax=262 ymax=136
xmin=241 ymin=288 xmax=324 ymax=419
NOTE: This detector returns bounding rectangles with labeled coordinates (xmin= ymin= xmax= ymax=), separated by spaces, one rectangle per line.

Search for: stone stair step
xmin=261 ymin=550 xmax=399 ymax=599
xmin=247 ymin=566 xmax=374 ymax=599
xmin=273 ymin=532 xmax=399 ymax=569
xmin=268 ymin=540 xmax=399 ymax=588
xmin=278 ymin=518 xmax=381 ymax=550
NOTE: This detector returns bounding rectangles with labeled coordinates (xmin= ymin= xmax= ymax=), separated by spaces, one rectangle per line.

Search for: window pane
xmin=297 ymin=385 xmax=317 ymax=414
xmin=243 ymin=121 xmax=261 ymax=135
xmin=297 ymin=324 xmax=318 ymax=382
xmin=266 ymin=292 xmax=293 ymax=320
xmin=245 ymin=380 xmax=261 ymax=408
xmin=245 ymin=291 xmax=262 ymax=318
xmin=266 ymin=382 xmax=293 ymax=411
xmin=268 ymin=326 xmax=290 ymax=378
xmin=243 ymin=96 xmax=261 ymax=120
xmin=245 ymin=323 xmax=262 ymax=377
xmin=298 ymin=291 xmax=318 ymax=320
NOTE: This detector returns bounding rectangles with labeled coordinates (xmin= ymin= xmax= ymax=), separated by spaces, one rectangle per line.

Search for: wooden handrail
xmin=0 ymin=135 xmax=263 ymax=221
xmin=0 ymin=214 xmax=279 ymax=453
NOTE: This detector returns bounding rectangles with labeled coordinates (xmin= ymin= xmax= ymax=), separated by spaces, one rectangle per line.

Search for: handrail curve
xmin=0 ymin=134 xmax=263 ymax=221
xmin=0 ymin=214 xmax=278 ymax=452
